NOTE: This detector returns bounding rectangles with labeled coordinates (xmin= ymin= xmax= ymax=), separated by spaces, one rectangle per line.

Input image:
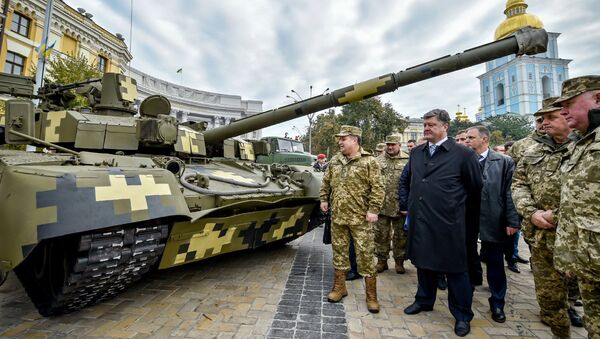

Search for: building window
xmin=528 ymin=73 xmax=533 ymax=80
xmin=511 ymin=75 xmax=515 ymax=82
xmin=97 ymin=56 xmax=107 ymax=72
xmin=10 ymin=12 xmax=30 ymax=37
xmin=542 ymin=76 xmax=552 ymax=98
xmin=4 ymin=51 xmax=26 ymax=75
xmin=495 ymin=83 xmax=505 ymax=106
xmin=558 ymin=74 xmax=562 ymax=81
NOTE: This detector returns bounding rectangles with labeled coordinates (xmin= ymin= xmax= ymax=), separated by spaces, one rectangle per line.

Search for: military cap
xmin=375 ymin=143 xmax=386 ymax=151
xmin=553 ymin=75 xmax=600 ymax=106
xmin=335 ymin=125 xmax=362 ymax=137
xmin=385 ymin=134 xmax=402 ymax=144
xmin=533 ymin=96 xmax=560 ymax=116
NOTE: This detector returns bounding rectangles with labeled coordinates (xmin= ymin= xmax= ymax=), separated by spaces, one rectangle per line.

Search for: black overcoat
xmin=479 ymin=150 xmax=520 ymax=243
xmin=406 ymin=139 xmax=483 ymax=273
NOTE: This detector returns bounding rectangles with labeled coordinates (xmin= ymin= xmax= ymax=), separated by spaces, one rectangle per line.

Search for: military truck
xmin=255 ymin=136 xmax=317 ymax=166
xmin=0 ymin=27 xmax=547 ymax=316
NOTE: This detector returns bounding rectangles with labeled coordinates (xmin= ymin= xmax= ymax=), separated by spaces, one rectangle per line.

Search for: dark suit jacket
xmin=479 ymin=149 xmax=520 ymax=243
xmin=406 ymin=138 xmax=483 ymax=273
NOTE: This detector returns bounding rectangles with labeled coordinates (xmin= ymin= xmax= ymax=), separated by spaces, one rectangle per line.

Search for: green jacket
xmin=555 ymin=124 xmax=600 ymax=281
xmin=320 ymin=148 xmax=384 ymax=225
xmin=507 ymin=131 xmax=545 ymax=165
xmin=376 ymin=151 xmax=409 ymax=217
xmin=511 ymin=136 xmax=570 ymax=249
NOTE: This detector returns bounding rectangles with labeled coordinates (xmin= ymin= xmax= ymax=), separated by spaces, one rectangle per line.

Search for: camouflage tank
xmin=0 ymin=27 xmax=547 ymax=316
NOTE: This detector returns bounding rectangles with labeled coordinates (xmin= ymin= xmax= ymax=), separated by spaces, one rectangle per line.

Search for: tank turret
xmin=0 ymin=27 xmax=547 ymax=317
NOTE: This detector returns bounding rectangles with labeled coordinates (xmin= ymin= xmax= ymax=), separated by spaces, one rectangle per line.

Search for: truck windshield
xmin=277 ymin=139 xmax=305 ymax=153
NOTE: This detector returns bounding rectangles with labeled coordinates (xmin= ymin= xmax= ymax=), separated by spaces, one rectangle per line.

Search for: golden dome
xmin=494 ymin=0 xmax=543 ymax=40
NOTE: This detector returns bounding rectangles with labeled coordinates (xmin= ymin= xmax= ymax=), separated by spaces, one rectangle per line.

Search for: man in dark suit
xmin=403 ymin=109 xmax=483 ymax=337
xmin=465 ymin=126 xmax=520 ymax=323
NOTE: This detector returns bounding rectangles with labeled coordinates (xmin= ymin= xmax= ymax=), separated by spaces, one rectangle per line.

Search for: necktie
xmin=479 ymin=155 xmax=485 ymax=169
xmin=429 ymin=144 xmax=437 ymax=156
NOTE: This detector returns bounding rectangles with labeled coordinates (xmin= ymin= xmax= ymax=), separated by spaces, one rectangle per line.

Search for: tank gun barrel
xmin=203 ymin=27 xmax=547 ymax=144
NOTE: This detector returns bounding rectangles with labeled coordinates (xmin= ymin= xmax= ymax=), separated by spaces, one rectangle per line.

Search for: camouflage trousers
xmin=578 ymin=277 xmax=600 ymax=338
xmin=374 ymin=215 xmax=407 ymax=260
xmin=530 ymin=244 xmax=571 ymax=338
xmin=331 ymin=221 xmax=376 ymax=277
xmin=567 ymin=276 xmax=581 ymax=307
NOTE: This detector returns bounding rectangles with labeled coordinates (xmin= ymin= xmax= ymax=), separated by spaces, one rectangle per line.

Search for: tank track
xmin=16 ymin=223 xmax=169 ymax=316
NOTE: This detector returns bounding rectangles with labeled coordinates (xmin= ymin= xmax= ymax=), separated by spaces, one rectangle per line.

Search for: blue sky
xmin=65 ymin=0 xmax=599 ymax=138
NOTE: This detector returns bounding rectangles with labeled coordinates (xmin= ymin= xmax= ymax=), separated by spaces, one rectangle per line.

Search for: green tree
xmin=309 ymin=109 xmax=340 ymax=158
xmin=337 ymin=97 xmax=408 ymax=151
xmin=448 ymin=119 xmax=475 ymax=138
xmin=489 ymin=130 xmax=505 ymax=147
xmin=30 ymin=53 xmax=102 ymax=108
xmin=484 ymin=114 xmax=533 ymax=142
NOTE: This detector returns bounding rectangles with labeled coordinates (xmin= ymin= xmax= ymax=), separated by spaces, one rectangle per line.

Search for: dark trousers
xmin=481 ymin=241 xmax=507 ymax=310
xmin=503 ymin=233 xmax=517 ymax=264
xmin=349 ymin=236 xmax=358 ymax=274
xmin=415 ymin=268 xmax=474 ymax=322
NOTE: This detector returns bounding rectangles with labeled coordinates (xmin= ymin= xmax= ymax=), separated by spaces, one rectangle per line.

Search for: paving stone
xmin=294 ymin=329 xmax=321 ymax=339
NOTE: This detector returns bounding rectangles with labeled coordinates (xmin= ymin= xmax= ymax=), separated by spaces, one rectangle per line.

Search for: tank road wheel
xmin=14 ymin=223 xmax=170 ymax=316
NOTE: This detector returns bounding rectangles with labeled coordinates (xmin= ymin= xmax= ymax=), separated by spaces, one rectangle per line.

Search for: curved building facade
xmin=129 ymin=67 xmax=263 ymax=140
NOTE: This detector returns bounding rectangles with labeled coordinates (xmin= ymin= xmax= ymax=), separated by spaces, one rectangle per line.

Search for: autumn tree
xmin=308 ymin=109 xmax=340 ymax=158
xmin=484 ymin=114 xmax=533 ymax=142
xmin=337 ymin=97 xmax=408 ymax=151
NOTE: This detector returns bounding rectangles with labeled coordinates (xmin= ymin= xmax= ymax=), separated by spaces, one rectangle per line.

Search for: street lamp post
xmin=287 ymin=86 xmax=329 ymax=154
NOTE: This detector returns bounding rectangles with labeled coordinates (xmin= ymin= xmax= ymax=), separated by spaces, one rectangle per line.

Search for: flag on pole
xmin=176 ymin=68 xmax=183 ymax=73
xmin=36 ymin=41 xmax=56 ymax=59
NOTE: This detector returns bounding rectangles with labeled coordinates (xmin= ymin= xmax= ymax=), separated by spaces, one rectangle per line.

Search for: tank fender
xmin=0 ymin=165 xmax=190 ymax=271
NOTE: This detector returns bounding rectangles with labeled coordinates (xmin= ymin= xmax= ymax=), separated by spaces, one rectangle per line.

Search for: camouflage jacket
xmin=555 ymin=124 xmax=600 ymax=281
xmin=511 ymin=136 xmax=570 ymax=249
xmin=507 ymin=131 xmax=545 ymax=165
xmin=320 ymin=148 xmax=384 ymax=225
xmin=376 ymin=151 xmax=409 ymax=217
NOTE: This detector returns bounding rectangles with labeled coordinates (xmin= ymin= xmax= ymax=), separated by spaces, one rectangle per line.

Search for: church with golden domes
xmin=476 ymin=0 xmax=571 ymax=121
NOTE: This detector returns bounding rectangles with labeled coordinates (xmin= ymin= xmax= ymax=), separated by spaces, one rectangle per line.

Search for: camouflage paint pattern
xmin=578 ymin=278 xmax=600 ymax=338
xmin=376 ymin=151 xmax=409 ymax=217
xmin=555 ymin=124 xmax=600 ymax=338
xmin=319 ymin=148 xmax=384 ymax=225
xmin=555 ymin=125 xmax=600 ymax=282
xmin=320 ymin=147 xmax=383 ymax=278
xmin=161 ymin=203 xmax=314 ymax=268
xmin=374 ymin=215 xmax=407 ymax=260
xmin=331 ymin=221 xmax=376 ymax=277
xmin=511 ymin=137 xmax=572 ymax=337
xmin=0 ymin=152 xmax=190 ymax=271
xmin=511 ymin=137 xmax=570 ymax=249
xmin=530 ymin=244 xmax=571 ymax=338
xmin=506 ymin=131 xmax=545 ymax=165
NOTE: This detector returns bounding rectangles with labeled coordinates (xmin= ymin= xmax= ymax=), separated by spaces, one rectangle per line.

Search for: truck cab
xmin=255 ymin=136 xmax=316 ymax=166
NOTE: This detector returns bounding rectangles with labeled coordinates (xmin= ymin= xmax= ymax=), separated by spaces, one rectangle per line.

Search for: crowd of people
xmin=318 ymin=75 xmax=600 ymax=337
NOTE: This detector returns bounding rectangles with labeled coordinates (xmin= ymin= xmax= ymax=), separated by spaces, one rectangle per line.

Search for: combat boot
xmin=365 ymin=276 xmax=380 ymax=313
xmin=395 ymin=258 xmax=405 ymax=274
xmin=327 ymin=270 xmax=348 ymax=302
xmin=375 ymin=258 xmax=388 ymax=273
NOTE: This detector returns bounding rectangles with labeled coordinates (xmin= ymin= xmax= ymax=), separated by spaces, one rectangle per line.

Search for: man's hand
xmin=320 ymin=202 xmax=329 ymax=213
xmin=506 ymin=227 xmax=519 ymax=236
xmin=542 ymin=210 xmax=555 ymax=225
xmin=531 ymin=210 xmax=555 ymax=229
xmin=400 ymin=211 xmax=408 ymax=216
xmin=366 ymin=212 xmax=378 ymax=223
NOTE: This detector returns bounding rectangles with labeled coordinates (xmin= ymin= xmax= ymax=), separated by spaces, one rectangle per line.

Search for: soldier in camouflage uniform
xmin=320 ymin=125 xmax=385 ymax=313
xmin=374 ymin=142 xmax=386 ymax=157
xmin=553 ymin=75 xmax=600 ymax=338
xmin=511 ymin=97 xmax=575 ymax=338
xmin=374 ymin=134 xmax=410 ymax=274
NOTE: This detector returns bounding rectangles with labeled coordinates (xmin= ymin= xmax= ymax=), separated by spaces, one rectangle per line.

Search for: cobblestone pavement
xmin=0 ymin=227 xmax=588 ymax=338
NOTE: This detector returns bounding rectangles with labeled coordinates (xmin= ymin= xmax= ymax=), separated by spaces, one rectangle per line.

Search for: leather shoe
xmin=437 ymin=275 xmax=447 ymax=290
xmin=507 ymin=262 xmax=520 ymax=273
xmin=345 ymin=271 xmax=362 ymax=281
xmin=454 ymin=321 xmax=470 ymax=337
xmin=515 ymin=255 xmax=529 ymax=264
xmin=403 ymin=303 xmax=433 ymax=315
xmin=491 ymin=307 xmax=506 ymax=323
xmin=568 ymin=307 xmax=584 ymax=327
